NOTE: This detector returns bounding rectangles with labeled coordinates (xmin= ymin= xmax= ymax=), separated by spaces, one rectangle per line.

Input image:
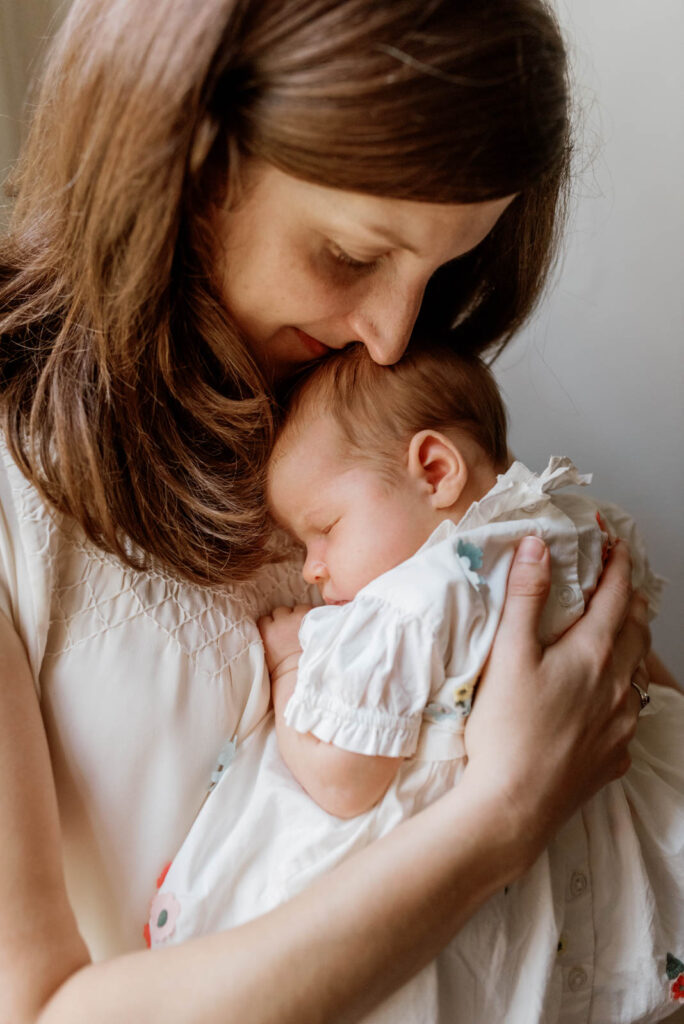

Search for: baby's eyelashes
xmin=306 ymin=518 xmax=339 ymax=539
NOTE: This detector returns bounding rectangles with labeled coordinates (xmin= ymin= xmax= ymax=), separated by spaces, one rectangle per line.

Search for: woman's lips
xmin=293 ymin=328 xmax=331 ymax=358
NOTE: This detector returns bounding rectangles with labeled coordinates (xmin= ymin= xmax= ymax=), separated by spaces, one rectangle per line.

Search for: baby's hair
xmin=279 ymin=341 xmax=509 ymax=480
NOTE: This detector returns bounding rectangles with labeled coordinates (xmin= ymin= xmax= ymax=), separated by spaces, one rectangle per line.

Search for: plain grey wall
xmin=1 ymin=1 xmax=682 ymax=675
xmin=0 ymin=1 xmax=65 ymax=210
xmin=494 ymin=0 xmax=683 ymax=675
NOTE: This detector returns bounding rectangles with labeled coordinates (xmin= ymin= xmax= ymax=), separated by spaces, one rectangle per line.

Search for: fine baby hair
xmin=277 ymin=339 xmax=510 ymax=480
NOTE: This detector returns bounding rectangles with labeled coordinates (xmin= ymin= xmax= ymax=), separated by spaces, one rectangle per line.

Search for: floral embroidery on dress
xmin=452 ymin=680 xmax=475 ymax=716
xmin=156 ymin=861 xmax=172 ymax=889
xmin=208 ymin=736 xmax=237 ymax=792
xmin=424 ymin=702 xmax=462 ymax=724
xmin=456 ymin=540 xmax=486 ymax=586
xmin=147 ymin=891 xmax=181 ymax=945
xmin=666 ymin=953 xmax=684 ymax=1000
xmin=143 ymin=860 xmax=180 ymax=948
xmin=425 ymin=679 xmax=476 ymax=722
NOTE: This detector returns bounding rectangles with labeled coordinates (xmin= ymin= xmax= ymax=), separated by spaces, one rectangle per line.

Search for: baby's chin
xmin=323 ymin=598 xmax=350 ymax=606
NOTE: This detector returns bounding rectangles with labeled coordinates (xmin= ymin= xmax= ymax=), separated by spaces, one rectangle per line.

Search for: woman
xmin=0 ymin=0 xmax=655 ymax=1021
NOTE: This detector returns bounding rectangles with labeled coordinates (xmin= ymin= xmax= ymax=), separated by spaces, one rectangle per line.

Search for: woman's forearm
xmin=39 ymin=780 xmax=523 ymax=1024
xmin=0 ymin=614 xmax=91 ymax=1024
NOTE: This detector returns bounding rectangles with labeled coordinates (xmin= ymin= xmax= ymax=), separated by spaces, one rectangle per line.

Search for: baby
xmin=147 ymin=343 xmax=684 ymax=1024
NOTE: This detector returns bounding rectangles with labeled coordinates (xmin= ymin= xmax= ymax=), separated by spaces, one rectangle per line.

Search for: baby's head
xmin=268 ymin=342 xmax=509 ymax=604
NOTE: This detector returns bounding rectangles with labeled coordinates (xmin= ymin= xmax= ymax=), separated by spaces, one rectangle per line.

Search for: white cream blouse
xmin=0 ymin=435 xmax=311 ymax=959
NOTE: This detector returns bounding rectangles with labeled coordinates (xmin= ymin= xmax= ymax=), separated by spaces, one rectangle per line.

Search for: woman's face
xmin=215 ymin=162 xmax=514 ymax=377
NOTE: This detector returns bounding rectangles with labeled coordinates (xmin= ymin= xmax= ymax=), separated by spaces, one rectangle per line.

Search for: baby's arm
xmin=258 ymin=606 xmax=402 ymax=819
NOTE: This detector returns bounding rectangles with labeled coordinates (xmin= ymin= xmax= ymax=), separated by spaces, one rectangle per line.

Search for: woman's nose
xmin=347 ymin=281 xmax=424 ymax=365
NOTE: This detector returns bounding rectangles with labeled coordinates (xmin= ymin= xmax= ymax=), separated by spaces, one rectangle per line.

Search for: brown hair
xmin=0 ymin=0 xmax=570 ymax=584
xmin=278 ymin=341 xmax=509 ymax=480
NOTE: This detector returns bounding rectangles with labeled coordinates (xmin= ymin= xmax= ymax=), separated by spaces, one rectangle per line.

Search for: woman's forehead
xmin=236 ymin=160 xmax=515 ymax=259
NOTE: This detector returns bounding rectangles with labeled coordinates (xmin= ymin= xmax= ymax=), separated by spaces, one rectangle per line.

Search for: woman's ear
xmin=406 ymin=430 xmax=468 ymax=509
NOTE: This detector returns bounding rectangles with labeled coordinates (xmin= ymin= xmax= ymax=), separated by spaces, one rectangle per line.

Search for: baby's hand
xmin=257 ymin=604 xmax=311 ymax=679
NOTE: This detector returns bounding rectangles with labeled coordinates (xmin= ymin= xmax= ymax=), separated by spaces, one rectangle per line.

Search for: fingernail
xmin=517 ymin=536 xmax=546 ymax=563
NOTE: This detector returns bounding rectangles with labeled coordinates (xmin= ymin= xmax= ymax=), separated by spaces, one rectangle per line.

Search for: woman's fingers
xmin=577 ymin=541 xmax=636 ymax=641
xmin=629 ymin=661 xmax=651 ymax=717
xmin=493 ymin=536 xmax=551 ymax=664
xmin=563 ymin=543 xmax=650 ymax=684
xmin=619 ymin=592 xmax=651 ymax=676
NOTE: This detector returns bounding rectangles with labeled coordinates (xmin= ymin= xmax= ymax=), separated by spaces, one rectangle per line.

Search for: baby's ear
xmin=406 ymin=430 xmax=468 ymax=509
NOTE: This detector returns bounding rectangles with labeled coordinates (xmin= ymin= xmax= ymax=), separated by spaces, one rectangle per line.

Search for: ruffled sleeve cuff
xmin=284 ymin=596 xmax=440 ymax=758
xmin=284 ymin=690 xmax=422 ymax=758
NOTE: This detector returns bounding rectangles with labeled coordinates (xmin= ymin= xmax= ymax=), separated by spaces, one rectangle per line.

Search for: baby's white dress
xmin=151 ymin=457 xmax=684 ymax=1024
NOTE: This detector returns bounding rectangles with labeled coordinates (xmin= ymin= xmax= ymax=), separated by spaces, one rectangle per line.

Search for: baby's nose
xmin=302 ymin=559 xmax=327 ymax=585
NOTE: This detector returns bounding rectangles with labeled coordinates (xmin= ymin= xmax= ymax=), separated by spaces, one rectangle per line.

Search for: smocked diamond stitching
xmin=45 ymin=532 xmax=308 ymax=684
xmin=6 ymin=446 xmax=310 ymax=681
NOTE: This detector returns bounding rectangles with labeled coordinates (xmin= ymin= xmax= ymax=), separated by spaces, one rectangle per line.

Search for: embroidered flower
xmin=666 ymin=953 xmax=684 ymax=1000
xmin=424 ymin=702 xmax=461 ymax=723
xmin=208 ymin=736 xmax=237 ymax=792
xmin=456 ymin=540 xmax=486 ymax=587
xmin=148 ymin=891 xmax=181 ymax=946
xmin=457 ymin=540 xmax=483 ymax=570
xmin=453 ymin=681 xmax=475 ymax=716
xmin=667 ymin=953 xmax=684 ymax=979
xmin=143 ymin=860 xmax=175 ymax=948
xmin=156 ymin=861 xmax=172 ymax=889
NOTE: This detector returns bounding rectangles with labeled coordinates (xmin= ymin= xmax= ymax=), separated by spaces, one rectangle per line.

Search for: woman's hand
xmin=464 ymin=536 xmax=650 ymax=867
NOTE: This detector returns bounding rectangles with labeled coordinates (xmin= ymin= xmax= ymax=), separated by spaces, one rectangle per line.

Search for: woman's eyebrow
xmin=358 ymin=224 xmax=419 ymax=254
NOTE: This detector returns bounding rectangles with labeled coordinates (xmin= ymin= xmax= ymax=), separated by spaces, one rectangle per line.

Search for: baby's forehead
xmin=270 ymin=410 xmax=342 ymax=473
xmin=267 ymin=412 xmax=344 ymax=513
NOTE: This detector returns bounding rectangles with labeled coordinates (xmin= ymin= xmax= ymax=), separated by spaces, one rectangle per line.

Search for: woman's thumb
xmin=497 ymin=537 xmax=551 ymax=653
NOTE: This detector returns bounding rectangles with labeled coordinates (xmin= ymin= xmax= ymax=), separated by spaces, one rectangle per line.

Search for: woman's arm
xmin=0 ymin=614 xmax=91 ymax=1023
xmin=269 ymin=656 xmax=401 ymax=819
xmin=1 ymin=539 xmax=649 ymax=1024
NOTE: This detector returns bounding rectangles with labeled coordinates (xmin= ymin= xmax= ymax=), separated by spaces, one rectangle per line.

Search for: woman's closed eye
xmin=327 ymin=245 xmax=380 ymax=275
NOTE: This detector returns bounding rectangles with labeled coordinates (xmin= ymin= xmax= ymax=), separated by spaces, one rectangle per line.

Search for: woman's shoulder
xmin=0 ymin=435 xmax=311 ymax=685
xmin=0 ymin=434 xmax=61 ymax=681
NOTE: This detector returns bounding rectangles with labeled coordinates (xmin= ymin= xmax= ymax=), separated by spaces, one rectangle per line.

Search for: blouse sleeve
xmin=283 ymin=595 xmax=444 ymax=758
xmin=0 ymin=439 xmax=54 ymax=696
xmin=0 ymin=469 xmax=15 ymax=624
